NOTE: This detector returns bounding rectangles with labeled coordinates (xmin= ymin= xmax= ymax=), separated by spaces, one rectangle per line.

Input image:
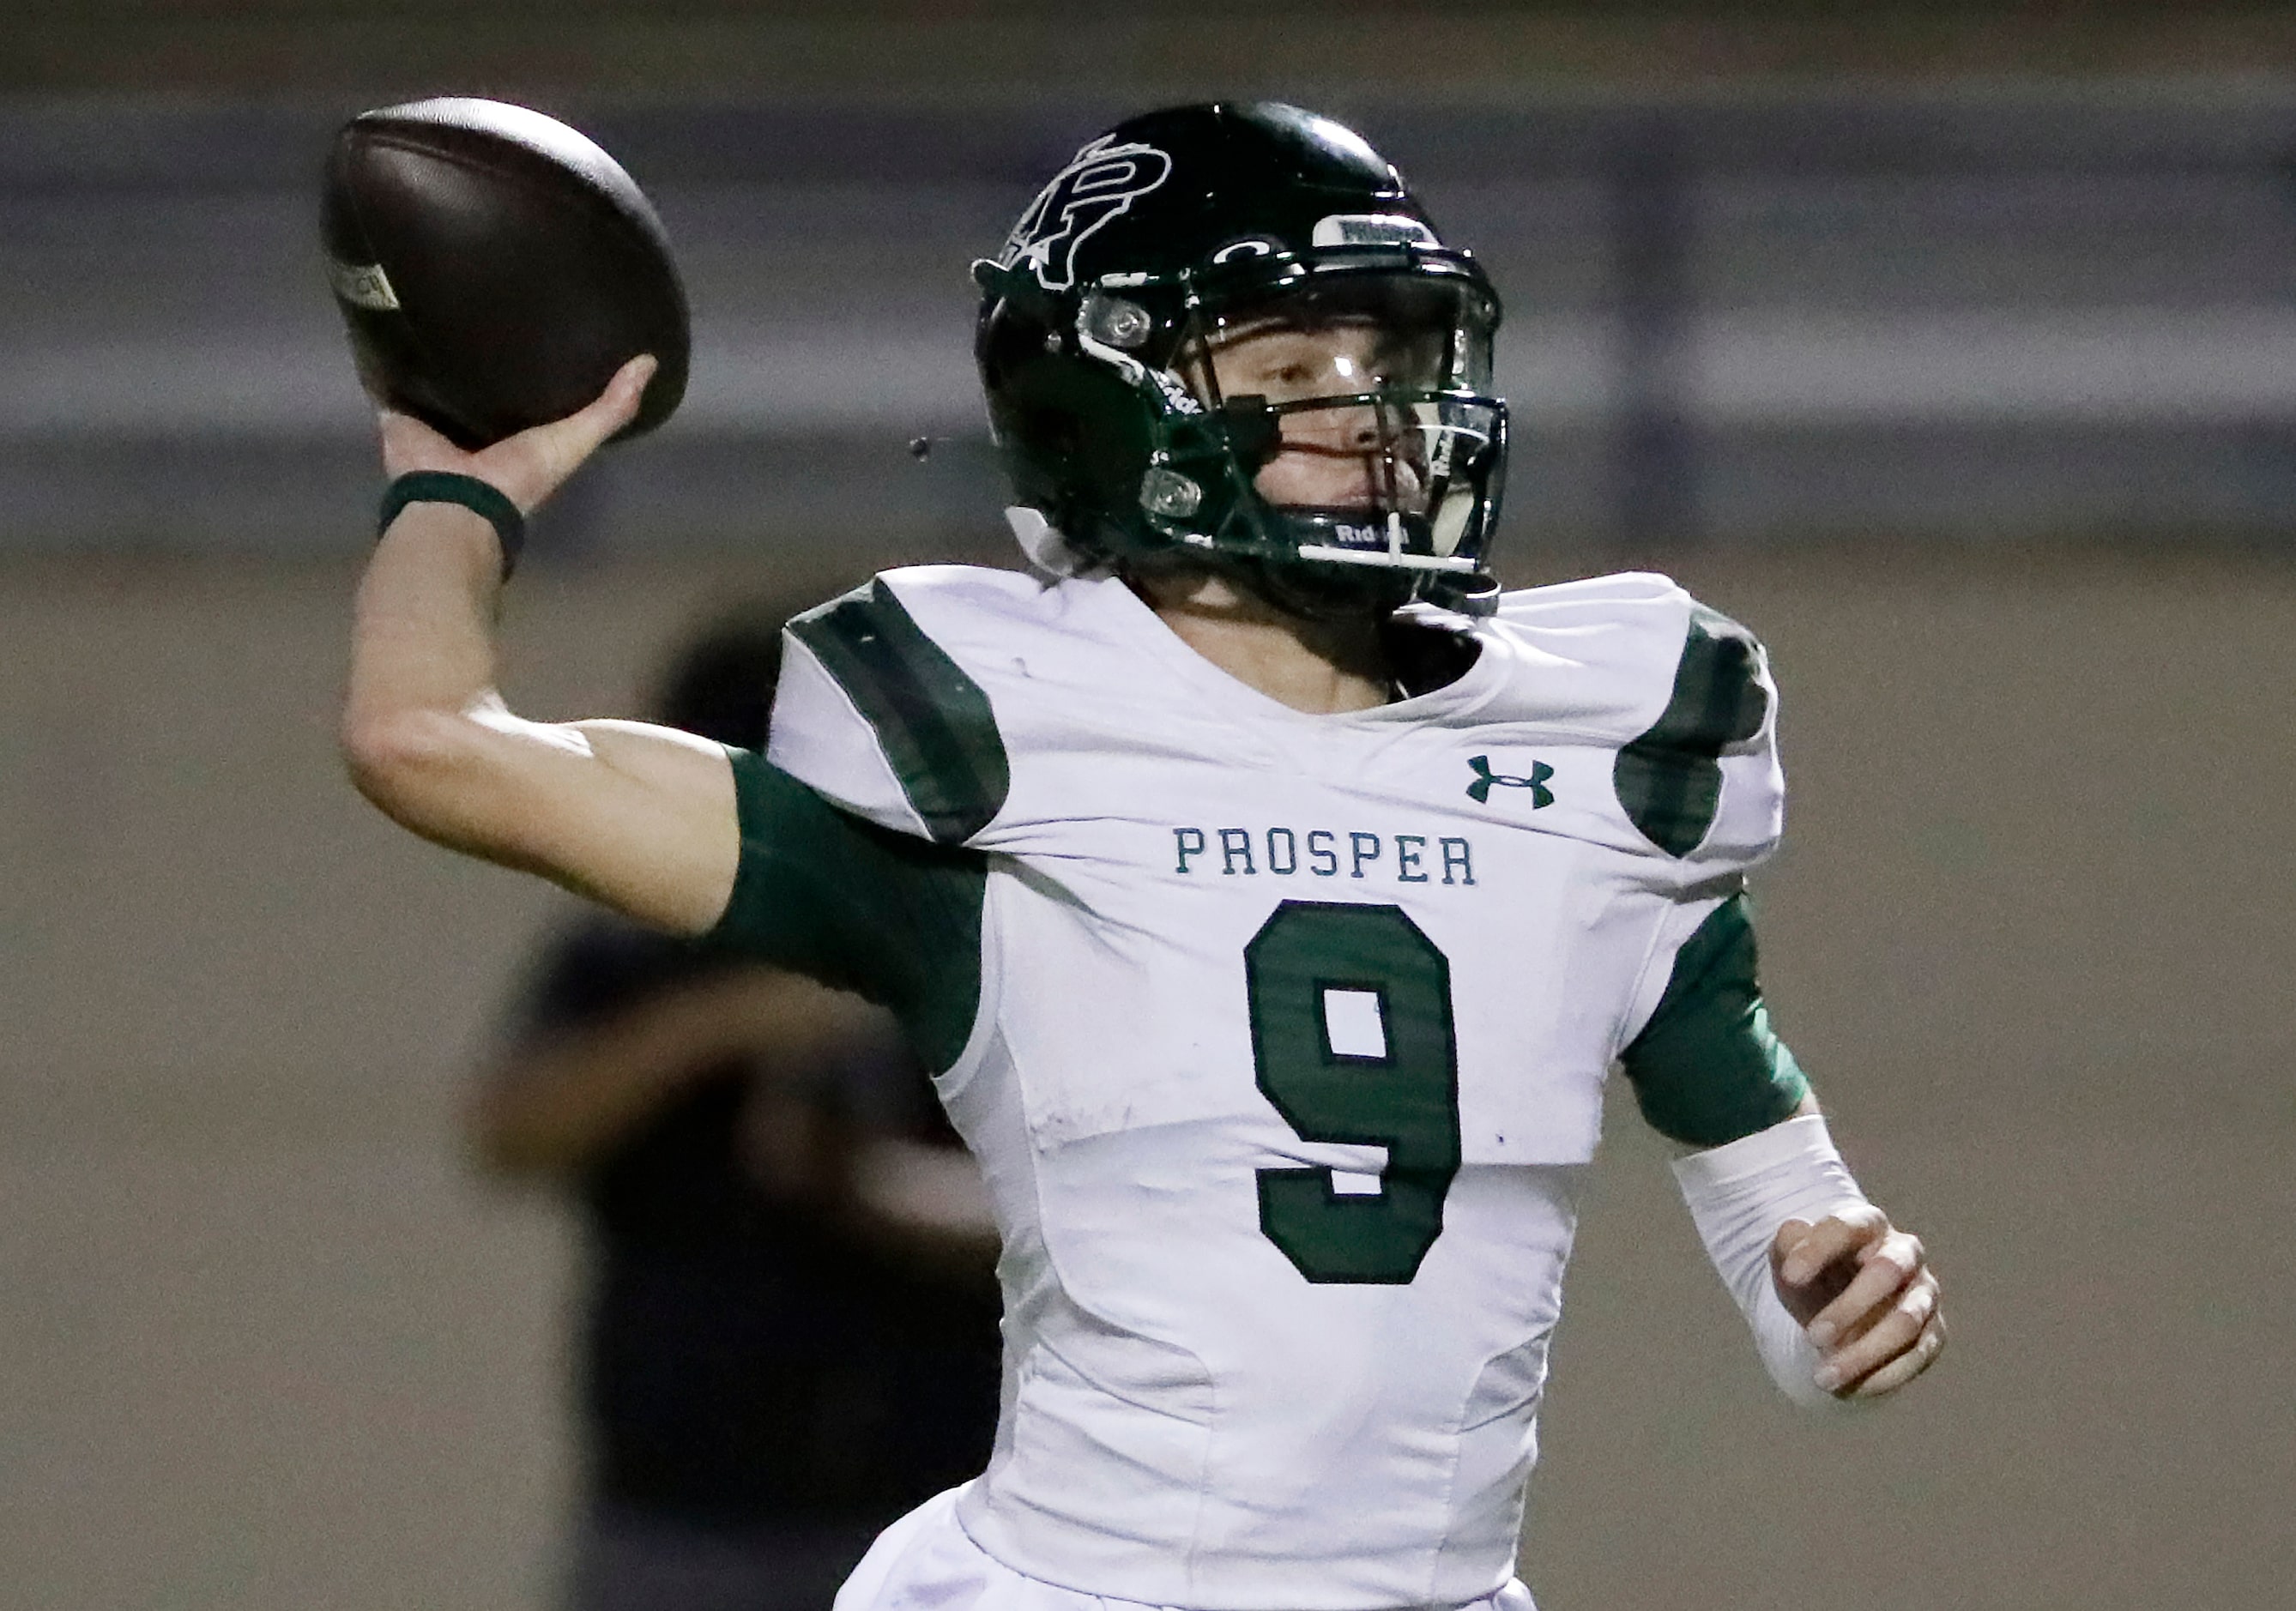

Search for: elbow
xmin=341 ymin=705 xmax=484 ymax=834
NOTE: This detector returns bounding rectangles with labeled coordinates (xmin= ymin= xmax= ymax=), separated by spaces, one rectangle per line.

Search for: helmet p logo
xmin=1001 ymin=136 xmax=1173 ymax=292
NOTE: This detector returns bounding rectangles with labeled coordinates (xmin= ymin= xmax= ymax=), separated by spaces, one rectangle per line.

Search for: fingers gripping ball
xmin=323 ymin=98 xmax=689 ymax=449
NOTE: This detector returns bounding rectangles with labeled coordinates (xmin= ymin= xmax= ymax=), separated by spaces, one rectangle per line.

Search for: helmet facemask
xmin=1061 ymin=265 xmax=1508 ymax=616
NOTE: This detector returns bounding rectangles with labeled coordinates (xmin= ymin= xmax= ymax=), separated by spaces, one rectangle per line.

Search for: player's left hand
xmin=1770 ymin=1205 xmax=1945 ymax=1400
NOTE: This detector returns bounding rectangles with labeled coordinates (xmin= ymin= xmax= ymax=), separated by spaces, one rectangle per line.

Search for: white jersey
xmin=760 ymin=564 xmax=1785 ymax=1610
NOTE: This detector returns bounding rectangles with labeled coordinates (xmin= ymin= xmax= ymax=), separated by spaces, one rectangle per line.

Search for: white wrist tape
xmin=1671 ymin=1112 xmax=1869 ymax=1409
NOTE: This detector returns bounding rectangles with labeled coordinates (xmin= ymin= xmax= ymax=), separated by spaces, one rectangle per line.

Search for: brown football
xmin=321 ymin=97 xmax=689 ymax=449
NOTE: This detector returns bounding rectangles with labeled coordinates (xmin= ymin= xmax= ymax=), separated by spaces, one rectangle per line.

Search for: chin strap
xmin=1424 ymin=569 xmax=1502 ymax=617
xmin=1006 ymin=506 xmax=1090 ymax=578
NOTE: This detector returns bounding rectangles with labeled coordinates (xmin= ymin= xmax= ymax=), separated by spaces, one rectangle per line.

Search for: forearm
xmin=347 ymin=359 xmax=644 ymax=740
xmin=341 ymin=501 xmax=544 ymax=854
xmin=347 ymin=502 xmax=505 ymax=732
xmin=1672 ymin=1108 xmax=1868 ymax=1409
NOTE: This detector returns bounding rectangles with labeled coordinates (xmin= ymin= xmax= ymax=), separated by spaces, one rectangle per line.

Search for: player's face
xmin=1187 ymin=317 xmax=1448 ymax=513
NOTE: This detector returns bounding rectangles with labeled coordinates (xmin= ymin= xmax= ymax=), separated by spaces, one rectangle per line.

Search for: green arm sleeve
xmin=704 ymin=748 xmax=988 ymax=1072
xmin=1619 ymin=893 xmax=1810 ymax=1148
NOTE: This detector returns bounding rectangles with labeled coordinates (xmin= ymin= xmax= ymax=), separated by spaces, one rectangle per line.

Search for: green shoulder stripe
xmin=788 ymin=579 xmax=1011 ymax=845
xmin=1620 ymin=894 xmax=1809 ymax=1147
xmin=1613 ymin=608 xmax=1768 ymax=857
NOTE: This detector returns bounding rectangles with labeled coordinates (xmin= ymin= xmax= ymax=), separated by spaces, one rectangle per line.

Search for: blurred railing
xmin=5 ymin=83 xmax=2296 ymax=557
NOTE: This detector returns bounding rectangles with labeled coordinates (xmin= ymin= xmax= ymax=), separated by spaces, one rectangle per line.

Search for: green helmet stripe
xmin=789 ymin=580 xmax=1010 ymax=845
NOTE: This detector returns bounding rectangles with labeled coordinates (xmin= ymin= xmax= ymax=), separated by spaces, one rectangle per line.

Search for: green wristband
xmin=378 ymin=471 xmax=527 ymax=580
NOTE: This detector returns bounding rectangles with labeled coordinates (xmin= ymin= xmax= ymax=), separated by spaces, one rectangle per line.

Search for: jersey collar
xmin=1070 ymin=571 xmax=1507 ymax=733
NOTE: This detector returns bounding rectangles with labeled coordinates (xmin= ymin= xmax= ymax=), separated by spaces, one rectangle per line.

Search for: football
xmin=321 ymin=97 xmax=689 ymax=449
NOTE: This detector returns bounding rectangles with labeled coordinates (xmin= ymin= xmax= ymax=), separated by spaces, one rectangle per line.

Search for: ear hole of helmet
xmin=981 ymin=299 xmax=1158 ymax=555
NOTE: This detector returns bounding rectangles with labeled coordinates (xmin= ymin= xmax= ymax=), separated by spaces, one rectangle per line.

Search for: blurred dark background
xmin=3 ymin=4 xmax=2292 ymax=1608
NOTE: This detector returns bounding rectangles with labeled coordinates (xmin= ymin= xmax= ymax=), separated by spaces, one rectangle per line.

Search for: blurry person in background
xmin=468 ymin=608 xmax=1003 ymax=1611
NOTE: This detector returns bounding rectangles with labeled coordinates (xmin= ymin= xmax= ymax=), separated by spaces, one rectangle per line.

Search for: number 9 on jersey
xmin=1246 ymin=901 xmax=1465 ymax=1284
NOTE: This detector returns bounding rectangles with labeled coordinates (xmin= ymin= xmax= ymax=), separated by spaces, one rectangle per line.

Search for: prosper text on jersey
xmin=1172 ymin=827 xmax=1477 ymax=884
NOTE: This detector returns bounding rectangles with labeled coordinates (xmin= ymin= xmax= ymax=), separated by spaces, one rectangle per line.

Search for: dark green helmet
xmin=975 ymin=101 xmax=1508 ymax=617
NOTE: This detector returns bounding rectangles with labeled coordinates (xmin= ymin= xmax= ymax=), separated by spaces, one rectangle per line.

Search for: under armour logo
xmin=1466 ymin=755 xmax=1554 ymax=807
xmin=1000 ymin=136 xmax=1173 ymax=291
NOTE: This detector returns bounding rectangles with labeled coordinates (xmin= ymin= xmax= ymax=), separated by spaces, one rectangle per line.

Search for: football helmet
xmin=975 ymin=101 xmax=1508 ymax=616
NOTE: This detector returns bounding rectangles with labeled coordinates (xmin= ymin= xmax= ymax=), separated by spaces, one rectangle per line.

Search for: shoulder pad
xmin=769 ymin=568 xmax=1024 ymax=845
xmin=1470 ymin=571 xmax=1707 ymax=737
xmin=1477 ymin=572 xmax=1782 ymax=866
xmin=1603 ymin=594 xmax=1773 ymax=859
